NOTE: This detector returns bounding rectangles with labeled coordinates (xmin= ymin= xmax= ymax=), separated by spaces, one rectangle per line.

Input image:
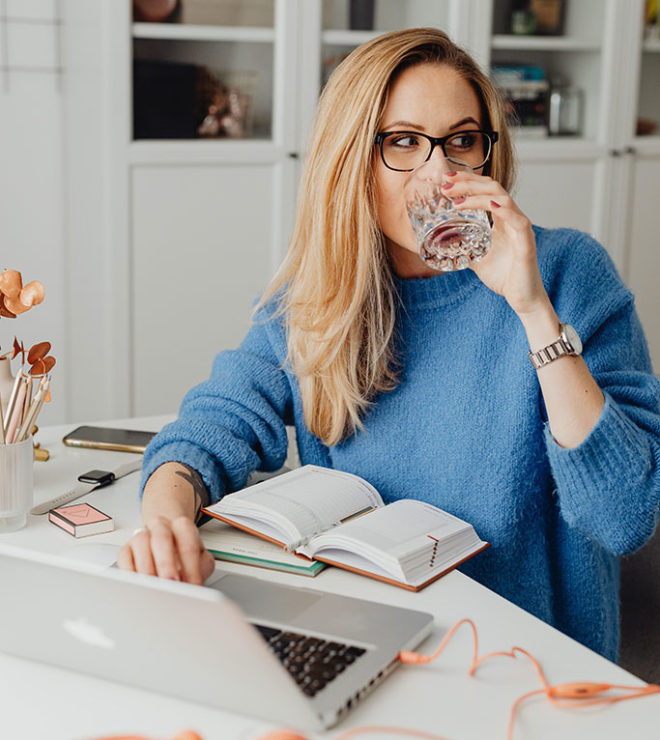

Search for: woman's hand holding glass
xmin=445 ymin=170 xmax=551 ymax=318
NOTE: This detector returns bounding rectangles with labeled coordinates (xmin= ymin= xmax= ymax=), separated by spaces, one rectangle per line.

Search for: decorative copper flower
xmin=0 ymin=269 xmax=55 ymax=374
xmin=0 ymin=269 xmax=45 ymax=317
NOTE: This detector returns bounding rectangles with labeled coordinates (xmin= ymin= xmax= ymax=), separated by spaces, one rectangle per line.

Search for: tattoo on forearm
xmin=175 ymin=465 xmax=210 ymax=523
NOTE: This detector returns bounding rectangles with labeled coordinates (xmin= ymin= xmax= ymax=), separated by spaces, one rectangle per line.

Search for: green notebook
xmin=199 ymin=518 xmax=325 ymax=577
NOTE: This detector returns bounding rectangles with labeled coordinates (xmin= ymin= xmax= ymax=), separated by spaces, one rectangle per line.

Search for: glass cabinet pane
xmin=490 ymin=48 xmax=600 ymax=140
xmin=489 ymin=0 xmax=606 ymax=141
xmin=321 ymin=0 xmax=451 ymax=90
xmin=134 ymin=0 xmax=275 ymax=28
xmin=637 ymin=48 xmax=660 ymax=137
xmin=322 ymin=0 xmax=449 ymax=32
xmin=132 ymin=38 xmax=273 ymax=140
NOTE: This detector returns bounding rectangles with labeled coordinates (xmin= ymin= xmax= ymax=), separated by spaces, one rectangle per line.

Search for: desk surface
xmin=2 ymin=418 xmax=659 ymax=740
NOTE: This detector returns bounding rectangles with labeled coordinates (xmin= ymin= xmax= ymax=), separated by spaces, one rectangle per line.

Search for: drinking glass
xmin=405 ymin=161 xmax=492 ymax=272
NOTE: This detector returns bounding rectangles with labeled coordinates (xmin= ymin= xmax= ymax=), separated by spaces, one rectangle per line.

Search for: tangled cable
xmin=398 ymin=618 xmax=660 ymax=740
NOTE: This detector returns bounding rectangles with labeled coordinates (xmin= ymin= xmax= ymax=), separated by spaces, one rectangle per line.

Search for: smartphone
xmin=62 ymin=425 xmax=157 ymax=453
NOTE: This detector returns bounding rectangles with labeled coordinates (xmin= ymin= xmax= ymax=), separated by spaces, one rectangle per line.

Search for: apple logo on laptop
xmin=63 ymin=617 xmax=115 ymax=650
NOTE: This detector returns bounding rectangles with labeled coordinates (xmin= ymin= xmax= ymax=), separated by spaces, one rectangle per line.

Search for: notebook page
xmin=308 ymin=499 xmax=469 ymax=561
xmin=222 ymin=466 xmax=383 ymax=542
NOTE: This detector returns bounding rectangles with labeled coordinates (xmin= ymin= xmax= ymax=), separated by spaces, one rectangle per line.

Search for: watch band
xmin=30 ymin=458 xmax=143 ymax=515
xmin=528 ymin=323 xmax=582 ymax=370
xmin=528 ymin=336 xmax=574 ymax=370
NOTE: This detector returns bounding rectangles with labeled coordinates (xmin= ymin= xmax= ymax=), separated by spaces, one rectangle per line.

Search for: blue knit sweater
xmin=142 ymin=226 xmax=660 ymax=661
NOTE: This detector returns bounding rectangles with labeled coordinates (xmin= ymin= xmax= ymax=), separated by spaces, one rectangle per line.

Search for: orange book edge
xmin=313 ymin=541 xmax=490 ymax=592
xmin=202 ymin=507 xmax=490 ymax=589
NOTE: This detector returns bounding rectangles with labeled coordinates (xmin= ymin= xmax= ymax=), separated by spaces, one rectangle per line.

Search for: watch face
xmin=562 ymin=324 xmax=583 ymax=355
xmin=78 ymin=470 xmax=114 ymax=485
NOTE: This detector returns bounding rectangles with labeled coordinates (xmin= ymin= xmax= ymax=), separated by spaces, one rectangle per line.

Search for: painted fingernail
xmin=441 ymin=181 xmax=454 ymax=189
xmin=445 ymin=171 xmax=457 ymax=177
xmin=490 ymin=200 xmax=501 ymax=208
xmin=452 ymin=196 xmax=466 ymax=204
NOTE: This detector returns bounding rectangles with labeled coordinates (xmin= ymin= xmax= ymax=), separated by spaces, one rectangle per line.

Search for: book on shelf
xmin=202 ymin=465 xmax=489 ymax=592
xmin=199 ymin=518 xmax=325 ymax=577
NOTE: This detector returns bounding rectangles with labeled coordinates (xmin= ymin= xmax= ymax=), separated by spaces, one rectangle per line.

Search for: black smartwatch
xmin=31 ymin=458 xmax=143 ymax=516
xmin=77 ymin=469 xmax=116 ymax=487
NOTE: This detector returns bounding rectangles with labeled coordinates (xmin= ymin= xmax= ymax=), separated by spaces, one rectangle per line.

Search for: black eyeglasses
xmin=374 ymin=129 xmax=499 ymax=172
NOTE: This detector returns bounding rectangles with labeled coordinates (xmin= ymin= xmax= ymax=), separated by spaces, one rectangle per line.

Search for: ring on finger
xmin=132 ymin=526 xmax=150 ymax=537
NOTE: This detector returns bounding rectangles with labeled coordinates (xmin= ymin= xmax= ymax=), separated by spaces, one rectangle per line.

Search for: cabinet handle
xmin=610 ymin=149 xmax=621 ymax=157
xmin=624 ymin=146 xmax=637 ymax=156
xmin=288 ymin=152 xmax=299 ymax=159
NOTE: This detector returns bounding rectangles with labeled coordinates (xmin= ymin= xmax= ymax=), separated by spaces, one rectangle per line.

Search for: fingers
xmin=116 ymin=541 xmax=136 ymax=572
xmin=171 ymin=517 xmax=209 ymax=585
xmin=451 ymin=192 xmax=520 ymax=215
xmin=441 ymin=171 xmax=517 ymax=210
xmin=118 ymin=527 xmax=157 ymax=576
xmin=149 ymin=518 xmax=183 ymax=581
xmin=451 ymin=193 xmax=532 ymax=232
xmin=116 ymin=517 xmax=214 ymax=585
xmin=200 ymin=548 xmax=216 ymax=582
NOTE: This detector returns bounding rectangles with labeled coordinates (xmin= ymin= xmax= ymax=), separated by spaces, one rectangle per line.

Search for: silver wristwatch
xmin=528 ymin=323 xmax=583 ymax=370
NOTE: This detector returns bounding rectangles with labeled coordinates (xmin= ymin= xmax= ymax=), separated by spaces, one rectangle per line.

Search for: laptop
xmin=0 ymin=543 xmax=433 ymax=730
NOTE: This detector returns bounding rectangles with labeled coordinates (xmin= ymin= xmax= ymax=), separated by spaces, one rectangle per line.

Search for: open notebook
xmin=203 ymin=465 xmax=489 ymax=591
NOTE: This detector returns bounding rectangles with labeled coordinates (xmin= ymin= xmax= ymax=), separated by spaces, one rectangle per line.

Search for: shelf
xmin=322 ymin=29 xmax=382 ymax=47
xmin=642 ymin=39 xmax=660 ymax=52
xmin=128 ymin=139 xmax=284 ymax=166
xmin=632 ymin=137 xmax=660 ymax=156
xmin=491 ymin=34 xmax=601 ymax=52
xmin=132 ymin=22 xmax=275 ymax=43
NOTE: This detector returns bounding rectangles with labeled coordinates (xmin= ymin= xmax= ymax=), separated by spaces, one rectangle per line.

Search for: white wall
xmin=0 ymin=0 xmax=68 ymax=425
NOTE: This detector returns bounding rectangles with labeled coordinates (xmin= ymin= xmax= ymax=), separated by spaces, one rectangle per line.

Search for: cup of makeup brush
xmin=0 ymin=437 xmax=34 ymax=532
xmin=405 ymin=161 xmax=492 ymax=272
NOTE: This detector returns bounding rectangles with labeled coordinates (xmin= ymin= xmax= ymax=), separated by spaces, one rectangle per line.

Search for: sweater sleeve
xmin=140 ymin=307 xmax=293 ymax=503
xmin=540 ymin=234 xmax=660 ymax=555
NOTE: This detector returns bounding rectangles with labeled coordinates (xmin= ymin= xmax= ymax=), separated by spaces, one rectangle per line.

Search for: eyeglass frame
xmin=373 ymin=129 xmax=499 ymax=172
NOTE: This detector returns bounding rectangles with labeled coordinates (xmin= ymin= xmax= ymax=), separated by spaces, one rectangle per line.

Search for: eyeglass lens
xmin=381 ymin=131 xmax=491 ymax=171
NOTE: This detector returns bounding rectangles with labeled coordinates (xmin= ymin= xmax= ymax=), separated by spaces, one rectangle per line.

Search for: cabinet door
xmin=626 ymin=153 xmax=660 ymax=372
xmin=512 ymin=156 xmax=598 ymax=235
xmin=131 ymin=165 xmax=276 ymax=416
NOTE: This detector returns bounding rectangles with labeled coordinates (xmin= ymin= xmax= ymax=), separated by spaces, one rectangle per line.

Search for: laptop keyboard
xmin=254 ymin=624 xmax=366 ymax=697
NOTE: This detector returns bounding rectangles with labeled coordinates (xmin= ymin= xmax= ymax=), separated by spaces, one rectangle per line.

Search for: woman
xmin=118 ymin=28 xmax=660 ymax=662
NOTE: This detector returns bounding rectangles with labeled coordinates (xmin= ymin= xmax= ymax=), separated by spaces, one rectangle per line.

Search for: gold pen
xmin=16 ymin=376 xmax=49 ymax=443
xmin=3 ymin=366 xmax=24 ymax=435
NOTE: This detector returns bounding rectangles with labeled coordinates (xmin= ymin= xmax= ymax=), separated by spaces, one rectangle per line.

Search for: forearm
xmin=141 ymin=462 xmax=210 ymax=526
xmin=519 ymin=300 xmax=604 ymax=449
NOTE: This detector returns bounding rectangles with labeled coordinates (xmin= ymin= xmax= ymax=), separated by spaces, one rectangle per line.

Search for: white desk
xmin=2 ymin=418 xmax=659 ymax=740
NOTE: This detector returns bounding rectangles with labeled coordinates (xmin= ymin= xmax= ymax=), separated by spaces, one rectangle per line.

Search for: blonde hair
xmin=258 ymin=28 xmax=515 ymax=446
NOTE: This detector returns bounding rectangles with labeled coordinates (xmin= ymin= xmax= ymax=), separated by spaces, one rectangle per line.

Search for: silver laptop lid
xmin=0 ymin=543 xmax=433 ymax=730
xmin=0 ymin=544 xmax=320 ymax=728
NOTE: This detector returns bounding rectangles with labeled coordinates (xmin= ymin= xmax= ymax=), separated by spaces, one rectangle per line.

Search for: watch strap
xmin=30 ymin=458 xmax=143 ymax=515
xmin=528 ymin=336 xmax=574 ymax=370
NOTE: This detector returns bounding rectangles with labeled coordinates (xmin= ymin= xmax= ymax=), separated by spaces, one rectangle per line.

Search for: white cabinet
xmin=626 ymin=149 xmax=660 ymax=370
xmin=131 ymin=165 xmax=277 ymax=414
xmin=63 ymin=0 xmax=300 ymax=419
xmin=483 ymin=0 xmax=660 ymax=367
xmin=62 ymin=0 xmax=660 ymax=422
